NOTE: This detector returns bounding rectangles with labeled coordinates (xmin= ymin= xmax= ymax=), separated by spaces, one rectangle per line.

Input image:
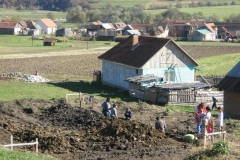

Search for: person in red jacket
xmin=194 ymin=103 xmax=206 ymax=133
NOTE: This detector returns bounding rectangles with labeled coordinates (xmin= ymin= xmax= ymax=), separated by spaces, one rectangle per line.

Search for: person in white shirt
xmin=110 ymin=104 xmax=117 ymax=118
xmin=205 ymin=106 xmax=213 ymax=133
xmin=217 ymin=107 xmax=224 ymax=131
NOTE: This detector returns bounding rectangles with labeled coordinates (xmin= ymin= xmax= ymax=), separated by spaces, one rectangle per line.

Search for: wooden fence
xmin=168 ymin=90 xmax=223 ymax=106
xmin=2 ymin=135 xmax=38 ymax=155
xmin=196 ymin=75 xmax=225 ymax=86
xmin=169 ymin=90 xmax=195 ymax=103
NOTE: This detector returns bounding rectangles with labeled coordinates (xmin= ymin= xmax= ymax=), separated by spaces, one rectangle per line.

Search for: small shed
xmin=124 ymin=74 xmax=163 ymax=101
xmin=125 ymin=74 xmax=212 ymax=104
xmin=56 ymin=28 xmax=73 ymax=37
xmin=43 ymin=38 xmax=55 ymax=46
xmin=217 ymin=62 xmax=240 ymax=118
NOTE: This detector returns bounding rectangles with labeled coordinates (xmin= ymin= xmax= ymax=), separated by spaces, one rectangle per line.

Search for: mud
xmin=0 ymin=99 xmax=194 ymax=160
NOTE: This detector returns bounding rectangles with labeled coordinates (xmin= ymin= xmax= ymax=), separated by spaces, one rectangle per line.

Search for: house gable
xmin=98 ymin=35 xmax=198 ymax=69
xmin=218 ymin=62 xmax=240 ymax=93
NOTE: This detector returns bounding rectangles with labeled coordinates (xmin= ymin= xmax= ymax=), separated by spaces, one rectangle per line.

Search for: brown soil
xmin=1 ymin=45 xmax=240 ymax=159
xmin=1 ymin=46 xmax=240 ymax=76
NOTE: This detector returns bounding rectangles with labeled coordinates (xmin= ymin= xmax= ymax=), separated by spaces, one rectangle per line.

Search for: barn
xmin=217 ymin=62 xmax=240 ymax=118
xmin=98 ymin=35 xmax=199 ymax=90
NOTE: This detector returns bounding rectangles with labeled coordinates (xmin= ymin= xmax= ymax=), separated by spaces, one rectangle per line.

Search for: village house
xmin=187 ymin=23 xmax=217 ymax=41
xmin=122 ymin=25 xmax=141 ymax=36
xmin=36 ymin=18 xmax=57 ymax=34
xmin=130 ymin=22 xmax=152 ymax=35
xmin=0 ymin=22 xmax=21 ymax=35
xmin=98 ymin=35 xmax=199 ymax=90
xmin=160 ymin=18 xmax=191 ymax=38
xmin=217 ymin=62 xmax=240 ymax=118
xmin=215 ymin=22 xmax=240 ymax=39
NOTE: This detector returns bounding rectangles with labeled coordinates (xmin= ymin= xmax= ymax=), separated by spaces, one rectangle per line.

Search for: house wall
xmin=37 ymin=20 xmax=56 ymax=34
xmin=14 ymin=23 xmax=21 ymax=35
xmin=187 ymin=31 xmax=215 ymax=41
xmin=102 ymin=60 xmax=142 ymax=89
xmin=224 ymin=91 xmax=240 ymax=118
xmin=187 ymin=32 xmax=203 ymax=41
xmin=142 ymin=42 xmax=196 ymax=82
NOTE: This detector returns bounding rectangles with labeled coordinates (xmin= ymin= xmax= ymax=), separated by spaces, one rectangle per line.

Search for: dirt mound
xmin=0 ymin=99 xmax=178 ymax=157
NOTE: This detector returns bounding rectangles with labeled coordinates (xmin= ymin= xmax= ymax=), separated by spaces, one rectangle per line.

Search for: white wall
xmin=102 ymin=60 xmax=142 ymax=89
xmin=14 ymin=23 xmax=21 ymax=35
xmin=37 ymin=20 xmax=56 ymax=34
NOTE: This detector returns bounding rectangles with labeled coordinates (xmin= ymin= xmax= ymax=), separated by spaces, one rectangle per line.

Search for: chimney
xmin=132 ymin=34 xmax=138 ymax=47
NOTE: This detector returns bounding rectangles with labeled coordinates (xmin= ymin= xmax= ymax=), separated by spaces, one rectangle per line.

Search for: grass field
xmin=0 ymin=148 xmax=56 ymax=160
xmin=144 ymin=5 xmax=240 ymax=20
xmin=0 ymin=35 xmax=117 ymax=55
xmin=0 ymin=9 xmax=66 ymax=20
xmin=196 ymin=53 xmax=240 ymax=76
xmin=92 ymin=0 xmax=240 ymax=8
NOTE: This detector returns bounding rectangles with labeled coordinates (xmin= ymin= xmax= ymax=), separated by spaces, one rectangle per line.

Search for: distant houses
xmin=0 ymin=17 xmax=239 ymax=42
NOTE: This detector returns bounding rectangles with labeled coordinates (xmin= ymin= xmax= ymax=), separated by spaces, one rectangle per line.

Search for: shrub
xmin=212 ymin=141 xmax=229 ymax=155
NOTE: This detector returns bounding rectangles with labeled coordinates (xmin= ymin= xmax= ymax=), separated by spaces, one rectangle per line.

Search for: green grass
xmin=0 ymin=79 xmax=137 ymax=102
xmin=92 ymin=0 xmax=147 ymax=8
xmin=0 ymin=148 xmax=57 ymax=160
xmin=0 ymin=9 xmax=66 ymax=20
xmin=144 ymin=5 xmax=240 ymax=21
xmin=179 ymin=5 xmax=240 ymax=20
xmin=166 ymin=105 xmax=195 ymax=113
xmin=0 ymin=35 xmax=117 ymax=55
xmin=196 ymin=53 xmax=240 ymax=76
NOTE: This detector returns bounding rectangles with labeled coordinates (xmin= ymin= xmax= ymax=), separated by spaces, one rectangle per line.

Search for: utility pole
xmin=32 ymin=34 xmax=33 ymax=46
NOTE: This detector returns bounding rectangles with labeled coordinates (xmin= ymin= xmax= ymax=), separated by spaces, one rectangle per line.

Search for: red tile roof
xmin=0 ymin=22 xmax=17 ymax=28
xmin=98 ymin=35 xmax=198 ymax=68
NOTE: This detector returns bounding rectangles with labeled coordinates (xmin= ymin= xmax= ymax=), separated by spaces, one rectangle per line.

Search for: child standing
xmin=217 ymin=107 xmax=224 ymax=131
xmin=205 ymin=106 xmax=213 ymax=133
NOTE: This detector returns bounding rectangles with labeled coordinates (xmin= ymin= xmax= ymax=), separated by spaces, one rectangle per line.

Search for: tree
xmin=66 ymin=7 xmax=89 ymax=23
xmin=231 ymin=1 xmax=236 ymax=5
xmin=47 ymin=12 xmax=54 ymax=20
xmin=206 ymin=14 xmax=219 ymax=22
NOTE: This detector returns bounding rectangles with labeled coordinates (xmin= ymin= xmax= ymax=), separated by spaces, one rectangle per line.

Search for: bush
xmin=212 ymin=141 xmax=229 ymax=155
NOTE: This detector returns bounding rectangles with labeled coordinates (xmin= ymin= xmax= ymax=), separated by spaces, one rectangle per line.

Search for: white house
xmin=36 ymin=19 xmax=57 ymax=34
xmin=98 ymin=35 xmax=199 ymax=89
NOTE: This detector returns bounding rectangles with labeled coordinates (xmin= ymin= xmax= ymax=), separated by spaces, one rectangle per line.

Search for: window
xmin=136 ymin=69 xmax=138 ymax=74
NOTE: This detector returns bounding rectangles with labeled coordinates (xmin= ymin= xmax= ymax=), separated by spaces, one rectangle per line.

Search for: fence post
xmin=203 ymin=120 xmax=207 ymax=149
xmin=79 ymin=92 xmax=82 ymax=107
xmin=65 ymin=94 xmax=68 ymax=103
xmin=36 ymin=138 xmax=38 ymax=155
xmin=11 ymin=135 xmax=13 ymax=151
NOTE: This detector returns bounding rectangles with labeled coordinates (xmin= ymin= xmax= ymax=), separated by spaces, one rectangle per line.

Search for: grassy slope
xmin=0 ymin=9 xmax=66 ymax=19
xmin=0 ymin=148 xmax=56 ymax=160
xmin=144 ymin=5 xmax=240 ymax=20
xmin=196 ymin=53 xmax=240 ymax=76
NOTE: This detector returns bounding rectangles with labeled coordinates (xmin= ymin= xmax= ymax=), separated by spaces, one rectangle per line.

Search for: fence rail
xmin=2 ymin=135 xmax=38 ymax=155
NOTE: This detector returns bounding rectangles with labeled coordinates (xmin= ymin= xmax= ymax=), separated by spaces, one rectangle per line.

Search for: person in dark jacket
xmin=102 ymin=97 xmax=111 ymax=117
xmin=212 ymin=96 xmax=218 ymax=110
xmin=124 ymin=107 xmax=132 ymax=119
